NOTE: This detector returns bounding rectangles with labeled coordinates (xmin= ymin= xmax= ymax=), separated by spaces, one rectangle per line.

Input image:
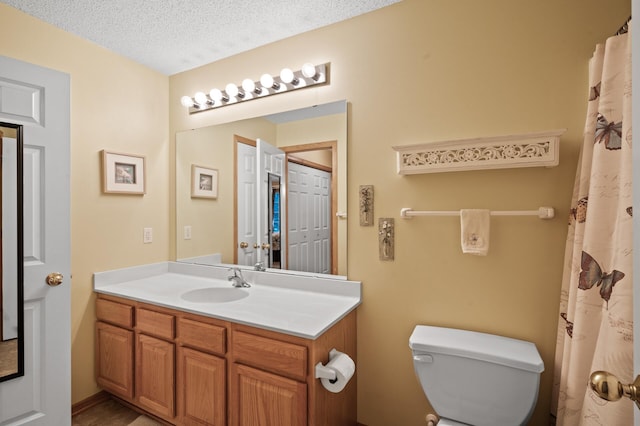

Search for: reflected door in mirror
xmin=236 ymin=140 xmax=257 ymax=266
xmin=287 ymin=161 xmax=331 ymax=274
xmin=256 ymin=138 xmax=285 ymax=269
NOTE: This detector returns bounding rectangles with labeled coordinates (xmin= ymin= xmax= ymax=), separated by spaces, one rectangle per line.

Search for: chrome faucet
xmin=227 ymin=267 xmax=250 ymax=288
xmin=254 ymin=261 xmax=266 ymax=272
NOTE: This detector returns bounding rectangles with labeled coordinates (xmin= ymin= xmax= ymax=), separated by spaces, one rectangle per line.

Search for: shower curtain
xmin=552 ymin=22 xmax=632 ymax=425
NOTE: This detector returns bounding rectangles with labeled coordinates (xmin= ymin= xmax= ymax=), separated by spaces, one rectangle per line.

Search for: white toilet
xmin=409 ymin=325 xmax=544 ymax=426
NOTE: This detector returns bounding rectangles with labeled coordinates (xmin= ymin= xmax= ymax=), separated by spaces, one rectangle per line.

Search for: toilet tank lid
xmin=409 ymin=325 xmax=544 ymax=373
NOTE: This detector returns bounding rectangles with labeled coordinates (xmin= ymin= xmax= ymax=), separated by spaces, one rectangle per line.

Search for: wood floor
xmin=72 ymin=397 xmax=163 ymax=426
xmin=0 ymin=339 xmax=17 ymax=377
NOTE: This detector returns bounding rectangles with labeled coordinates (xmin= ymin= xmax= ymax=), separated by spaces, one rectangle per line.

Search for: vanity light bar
xmin=181 ymin=63 xmax=329 ymax=114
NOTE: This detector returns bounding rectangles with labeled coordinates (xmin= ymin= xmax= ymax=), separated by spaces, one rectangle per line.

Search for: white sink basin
xmin=180 ymin=287 xmax=250 ymax=303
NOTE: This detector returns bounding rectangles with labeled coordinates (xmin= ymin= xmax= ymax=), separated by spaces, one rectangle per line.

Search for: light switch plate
xmin=143 ymin=227 xmax=153 ymax=244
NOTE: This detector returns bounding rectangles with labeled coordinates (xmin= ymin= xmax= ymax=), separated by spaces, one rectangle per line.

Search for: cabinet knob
xmin=261 ymin=243 xmax=271 ymax=250
xmin=240 ymin=242 xmax=249 ymax=249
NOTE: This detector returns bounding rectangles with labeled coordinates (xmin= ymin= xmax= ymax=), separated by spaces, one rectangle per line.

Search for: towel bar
xmin=400 ymin=207 xmax=554 ymax=220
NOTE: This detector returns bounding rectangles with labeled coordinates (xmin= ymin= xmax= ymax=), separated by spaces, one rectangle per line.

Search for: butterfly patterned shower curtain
xmin=551 ymin=21 xmax=632 ymax=425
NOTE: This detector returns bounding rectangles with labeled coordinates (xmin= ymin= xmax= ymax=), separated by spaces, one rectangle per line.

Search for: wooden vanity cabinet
xmin=95 ymin=294 xmax=357 ymax=426
xmin=176 ymin=315 xmax=228 ymax=426
xmin=95 ymin=297 xmax=135 ymax=399
xmin=230 ymin=329 xmax=309 ymax=426
xmin=229 ymin=311 xmax=357 ymax=426
xmin=135 ymin=305 xmax=176 ymax=420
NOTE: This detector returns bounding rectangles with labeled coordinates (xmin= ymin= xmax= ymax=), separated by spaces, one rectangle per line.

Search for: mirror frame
xmin=0 ymin=122 xmax=24 ymax=382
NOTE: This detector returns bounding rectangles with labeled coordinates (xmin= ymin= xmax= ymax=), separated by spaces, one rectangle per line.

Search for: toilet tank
xmin=409 ymin=326 xmax=544 ymax=426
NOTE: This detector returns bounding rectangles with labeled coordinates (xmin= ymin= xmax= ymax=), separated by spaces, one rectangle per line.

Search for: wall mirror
xmin=176 ymin=100 xmax=347 ymax=277
xmin=0 ymin=122 xmax=24 ymax=382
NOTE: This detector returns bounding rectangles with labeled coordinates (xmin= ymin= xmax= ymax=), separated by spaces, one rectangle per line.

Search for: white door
xmin=287 ymin=162 xmax=331 ymax=274
xmin=236 ymin=141 xmax=257 ymax=266
xmin=0 ymin=56 xmax=71 ymax=425
xmin=256 ymin=139 xmax=285 ymax=267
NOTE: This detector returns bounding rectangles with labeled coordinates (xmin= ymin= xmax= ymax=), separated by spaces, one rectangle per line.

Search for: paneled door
xmin=236 ymin=140 xmax=257 ymax=267
xmin=287 ymin=162 xmax=331 ymax=274
xmin=0 ymin=56 xmax=71 ymax=425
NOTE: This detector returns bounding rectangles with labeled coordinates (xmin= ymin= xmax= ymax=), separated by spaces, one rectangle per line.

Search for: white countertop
xmin=94 ymin=262 xmax=361 ymax=339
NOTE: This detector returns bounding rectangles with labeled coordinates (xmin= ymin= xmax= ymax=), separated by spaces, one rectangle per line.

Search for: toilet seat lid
xmin=409 ymin=325 xmax=544 ymax=373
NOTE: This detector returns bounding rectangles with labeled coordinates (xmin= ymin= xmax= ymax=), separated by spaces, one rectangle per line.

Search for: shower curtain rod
xmin=615 ymin=16 xmax=631 ymax=35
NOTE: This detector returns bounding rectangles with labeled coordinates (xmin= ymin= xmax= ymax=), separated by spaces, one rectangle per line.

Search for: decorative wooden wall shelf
xmin=392 ymin=129 xmax=565 ymax=175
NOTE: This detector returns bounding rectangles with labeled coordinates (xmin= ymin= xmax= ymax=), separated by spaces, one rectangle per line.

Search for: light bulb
xmin=194 ymin=91 xmax=208 ymax=106
xmin=209 ymin=88 xmax=228 ymax=103
xmin=260 ymin=73 xmax=279 ymax=89
xmin=180 ymin=95 xmax=194 ymax=108
xmin=280 ymin=68 xmax=297 ymax=84
xmin=242 ymin=78 xmax=259 ymax=94
xmin=301 ymin=63 xmax=317 ymax=79
xmin=225 ymin=83 xmax=238 ymax=97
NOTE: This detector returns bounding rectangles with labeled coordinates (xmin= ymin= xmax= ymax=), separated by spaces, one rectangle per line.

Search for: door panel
xmin=0 ymin=55 xmax=71 ymax=425
xmin=236 ymin=141 xmax=257 ymax=266
xmin=287 ymin=162 xmax=331 ymax=274
xmin=256 ymin=139 xmax=284 ymax=266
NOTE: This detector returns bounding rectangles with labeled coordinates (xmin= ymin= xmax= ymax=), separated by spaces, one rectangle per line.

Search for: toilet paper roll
xmin=320 ymin=352 xmax=356 ymax=393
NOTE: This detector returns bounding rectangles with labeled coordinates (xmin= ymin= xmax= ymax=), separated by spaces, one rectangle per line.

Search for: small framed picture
xmin=101 ymin=150 xmax=146 ymax=194
xmin=191 ymin=165 xmax=218 ymax=199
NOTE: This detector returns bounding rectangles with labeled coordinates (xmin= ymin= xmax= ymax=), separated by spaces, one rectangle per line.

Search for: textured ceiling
xmin=1 ymin=0 xmax=401 ymax=75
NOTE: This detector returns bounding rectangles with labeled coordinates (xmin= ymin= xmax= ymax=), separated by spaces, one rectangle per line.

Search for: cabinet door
xmin=177 ymin=347 xmax=226 ymax=426
xmin=96 ymin=322 xmax=134 ymax=399
xmin=136 ymin=334 xmax=175 ymax=419
xmin=230 ymin=363 xmax=306 ymax=426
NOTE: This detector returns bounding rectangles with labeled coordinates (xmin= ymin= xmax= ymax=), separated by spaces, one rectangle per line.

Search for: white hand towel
xmin=460 ymin=209 xmax=490 ymax=256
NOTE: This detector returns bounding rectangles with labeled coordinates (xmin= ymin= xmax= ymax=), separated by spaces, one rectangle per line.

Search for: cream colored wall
xmin=0 ymin=4 xmax=169 ymax=404
xmin=170 ymin=1 xmax=631 ymax=425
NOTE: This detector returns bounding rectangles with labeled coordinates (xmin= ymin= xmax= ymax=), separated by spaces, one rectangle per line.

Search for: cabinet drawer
xmin=96 ymin=298 xmax=134 ymax=328
xmin=178 ymin=317 xmax=226 ymax=355
xmin=137 ymin=307 xmax=175 ymax=340
xmin=233 ymin=331 xmax=307 ymax=381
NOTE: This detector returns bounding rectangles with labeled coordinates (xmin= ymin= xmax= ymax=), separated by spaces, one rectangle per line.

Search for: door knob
xmin=253 ymin=243 xmax=259 ymax=249
xmin=261 ymin=243 xmax=271 ymax=250
xmin=239 ymin=242 xmax=249 ymax=249
xmin=590 ymin=371 xmax=640 ymax=409
xmin=46 ymin=272 xmax=64 ymax=287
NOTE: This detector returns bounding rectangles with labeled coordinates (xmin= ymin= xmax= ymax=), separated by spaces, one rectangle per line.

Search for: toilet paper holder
xmin=315 ymin=348 xmax=342 ymax=383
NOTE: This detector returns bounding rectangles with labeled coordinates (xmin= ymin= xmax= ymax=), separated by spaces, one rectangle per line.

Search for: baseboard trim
xmin=71 ymin=390 xmax=111 ymax=416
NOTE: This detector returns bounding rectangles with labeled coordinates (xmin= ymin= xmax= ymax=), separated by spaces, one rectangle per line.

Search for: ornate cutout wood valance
xmin=392 ymin=129 xmax=565 ymax=174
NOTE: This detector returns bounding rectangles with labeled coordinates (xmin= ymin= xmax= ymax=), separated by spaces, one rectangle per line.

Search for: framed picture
xmin=191 ymin=165 xmax=218 ymax=199
xmin=101 ymin=150 xmax=146 ymax=194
